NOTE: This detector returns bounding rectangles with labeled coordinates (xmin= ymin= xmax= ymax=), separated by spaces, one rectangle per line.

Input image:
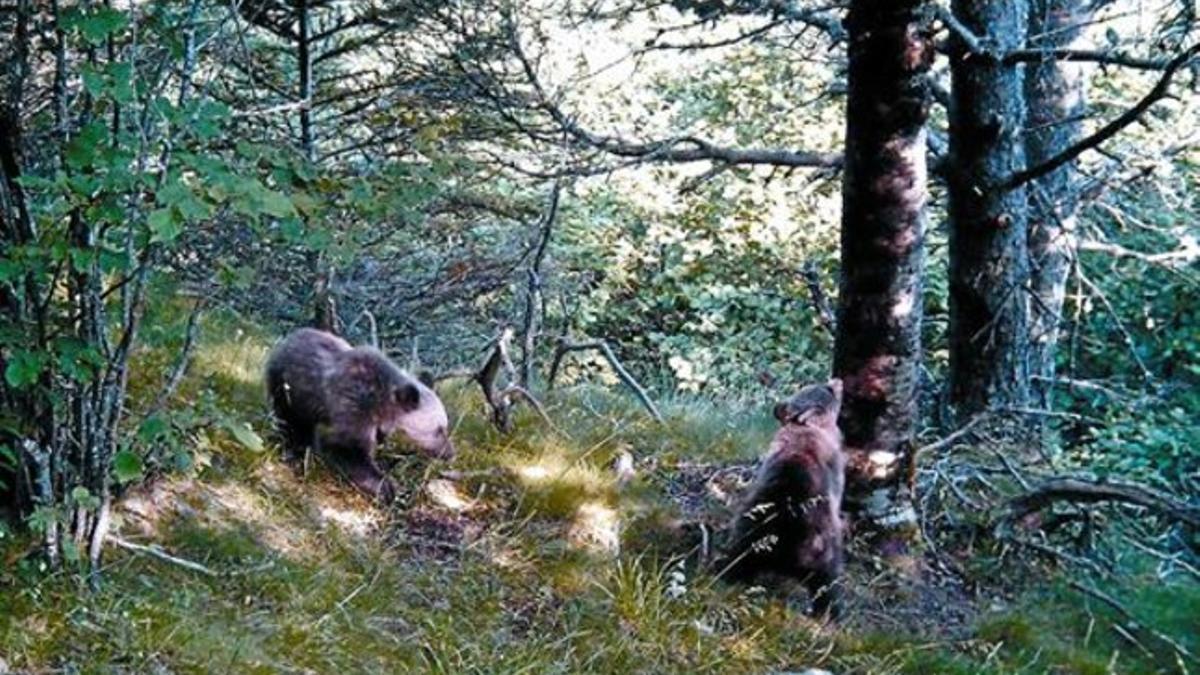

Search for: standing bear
xmin=718 ymin=378 xmax=847 ymax=620
xmin=265 ymin=328 xmax=455 ymax=503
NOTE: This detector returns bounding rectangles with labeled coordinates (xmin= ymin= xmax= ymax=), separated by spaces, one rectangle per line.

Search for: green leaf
xmin=55 ymin=337 xmax=103 ymax=383
xmin=65 ymin=121 xmax=108 ymax=169
xmin=112 ymin=450 xmax=144 ymax=484
xmin=138 ymin=415 xmax=170 ymax=442
xmin=226 ymin=422 xmax=264 ymax=452
xmin=61 ymin=539 xmax=81 ymax=564
xmin=148 ymin=208 xmax=182 ymax=244
xmin=261 ymin=190 xmax=295 ymax=218
xmin=110 ymin=62 xmax=135 ymax=103
xmin=5 ymin=351 xmax=46 ymax=389
xmin=77 ymin=7 xmax=128 ymax=44
xmin=81 ymin=65 xmax=106 ymax=97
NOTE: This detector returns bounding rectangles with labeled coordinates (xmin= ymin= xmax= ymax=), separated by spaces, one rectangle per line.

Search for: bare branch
xmin=548 ymin=338 xmax=664 ymax=423
xmin=1003 ymin=478 xmax=1200 ymax=529
xmin=520 ymin=181 xmax=562 ymax=388
xmin=110 ymin=535 xmax=218 ymax=577
xmin=145 ymin=298 xmax=206 ymax=418
xmin=504 ymin=22 xmax=840 ymax=171
xmin=1004 ymin=48 xmax=1173 ymax=71
xmin=1006 ymin=43 xmax=1200 ymax=190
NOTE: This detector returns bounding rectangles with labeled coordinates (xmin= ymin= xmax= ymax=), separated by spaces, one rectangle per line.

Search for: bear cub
xmin=265 ymin=328 xmax=455 ymax=502
xmin=719 ymin=378 xmax=847 ymax=620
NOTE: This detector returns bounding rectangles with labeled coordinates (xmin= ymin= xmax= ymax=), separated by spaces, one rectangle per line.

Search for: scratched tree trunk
xmin=834 ymin=0 xmax=933 ymax=547
xmin=1025 ymin=0 xmax=1090 ymax=407
xmin=947 ymin=0 xmax=1032 ymax=415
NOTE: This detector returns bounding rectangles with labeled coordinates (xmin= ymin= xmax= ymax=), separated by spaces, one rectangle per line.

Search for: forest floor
xmin=1 ymin=310 xmax=1197 ymax=674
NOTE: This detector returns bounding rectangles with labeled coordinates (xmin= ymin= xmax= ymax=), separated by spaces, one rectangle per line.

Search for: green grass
xmin=1 ymin=309 xmax=1197 ymax=673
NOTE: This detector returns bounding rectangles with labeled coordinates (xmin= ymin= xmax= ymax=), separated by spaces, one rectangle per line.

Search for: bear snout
xmin=428 ymin=437 xmax=456 ymax=461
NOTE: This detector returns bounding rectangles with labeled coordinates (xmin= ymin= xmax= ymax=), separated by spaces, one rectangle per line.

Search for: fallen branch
xmin=1068 ymin=580 xmax=1198 ymax=663
xmin=547 ymin=338 xmax=664 ymax=423
xmin=1002 ymin=478 xmax=1200 ymax=528
xmin=110 ymin=535 xmax=218 ymax=577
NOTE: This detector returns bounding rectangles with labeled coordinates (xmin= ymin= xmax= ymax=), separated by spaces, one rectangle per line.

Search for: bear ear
xmin=827 ymin=377 xmax=843 ymax=399
xmin=394 ymin=381 xmax=422 ymax=410
xmin=773 ymin=402 xmax=793 ymax=424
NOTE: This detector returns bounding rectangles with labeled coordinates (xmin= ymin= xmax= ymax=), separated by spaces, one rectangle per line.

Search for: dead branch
xmin=520 ymin=181 xmax=561 ymax=388
xmin=1003 ymin=478 xmax=1200 ymax=529
xmin=1068 ymin=580 xmax=1199 ymax=663
xmin=146 ymin=298 xmax=205 ymax=417
xmin=109 ymin=535 xmax=218 ymax=577
xmin=799 ymin=262 xmax=836 ymax=334
xmin=503 ymin=26 xmax=841 ymax=173
xmin=440 ymin=328 xmax=556 ymax=432
xmin=501 ymin=384 xmax=556 ymax=429
xmin=547 ymin=338 xmax=664 ymax=423
xmin=348 ymin=308 xmax=379 ymax=347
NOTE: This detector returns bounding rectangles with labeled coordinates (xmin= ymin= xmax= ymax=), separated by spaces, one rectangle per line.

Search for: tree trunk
xmin=835 ymin=0 xmax=933 ymax=548
xmin=297 ymin=0 xmax=314 ymax=162
xmin=1025 ymin=0 xmax=1089 ymax=407
xmin=947 ymin=0 xmax=1032 ymax=415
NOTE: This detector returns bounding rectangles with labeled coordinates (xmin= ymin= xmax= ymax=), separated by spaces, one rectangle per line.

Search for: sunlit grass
xmin=2 ymin=313 xmax=1195 ymax=674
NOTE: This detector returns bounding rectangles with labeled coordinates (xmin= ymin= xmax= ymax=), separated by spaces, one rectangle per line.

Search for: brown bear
xmin=718 ymin=378 xmax=847 ymax=620
xmin=265 ymin=328 xmax=455 ymax=503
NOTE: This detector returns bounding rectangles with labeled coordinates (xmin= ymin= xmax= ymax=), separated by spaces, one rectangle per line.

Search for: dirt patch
xmin=391 ymin=477 xmax=492 ymax=560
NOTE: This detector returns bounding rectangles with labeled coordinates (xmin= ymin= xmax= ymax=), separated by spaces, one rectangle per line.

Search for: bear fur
xmin=265 ymin=328 xmax=455 ymax=502
xmin=719 ymin=378 xmax=847 ymax=620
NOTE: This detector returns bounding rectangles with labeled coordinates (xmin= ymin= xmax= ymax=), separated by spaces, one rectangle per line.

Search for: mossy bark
xmin=835 ymin=0 xmax=934 ymax=548
xmin=947 ymin=0 xmax=1033 ymax=415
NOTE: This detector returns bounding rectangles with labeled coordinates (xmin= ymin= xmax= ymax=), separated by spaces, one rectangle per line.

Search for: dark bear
xmin=718 ymin=378 xmax=847 ymax=620
xmin=265 ymin=328 xmax=455 ymax=503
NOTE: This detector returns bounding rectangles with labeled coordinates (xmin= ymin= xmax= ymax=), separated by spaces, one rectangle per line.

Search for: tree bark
xmin=1025 ymin=0 xmax=1089 ymax=407
xmin=834 ymin=0 xmax=933 ymax=546
xmin=297 ymin=0 xmax=315 ymax=162
xmin=947 ymin=0 xmax=1032 ymax=415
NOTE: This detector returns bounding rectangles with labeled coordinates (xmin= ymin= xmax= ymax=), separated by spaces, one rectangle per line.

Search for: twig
xmin=146 ymin=298 xmax=205 ymax=417
xmin=937 ymin=5 xmax=996 ymax=60
xmin=109 ymin=536 xmax=217 ymax=577
xmin=348 ymin=309 xmax=378 ymax=347
xmin=547 ymin=338 xmax=664 ymax=423
xmin=1075 ymin=268 xmax=1153 ymax=381
xmin=1006 ymin=43 xmax=1200 ymax=189
xmin=1003 ymin=536 xmax=1108 ymax=576
xmin=799 ymin=262 xmax=836 ymax=335
xmin=914 ymin=414 xmax=988 ymax=457
xmin=520 ymin=181 xmax=561 ymax=388
xmin=1068 ymin=580 xmax=1198 ymax=663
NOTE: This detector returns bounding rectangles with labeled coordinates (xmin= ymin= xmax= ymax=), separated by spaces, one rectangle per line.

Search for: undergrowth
xmin=1 ymin=307 xmax=1196 ymax=674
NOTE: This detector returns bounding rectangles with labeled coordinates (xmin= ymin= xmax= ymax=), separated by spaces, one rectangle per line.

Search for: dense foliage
xmin=0 ymin=0 xmax=1197 ymax=670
